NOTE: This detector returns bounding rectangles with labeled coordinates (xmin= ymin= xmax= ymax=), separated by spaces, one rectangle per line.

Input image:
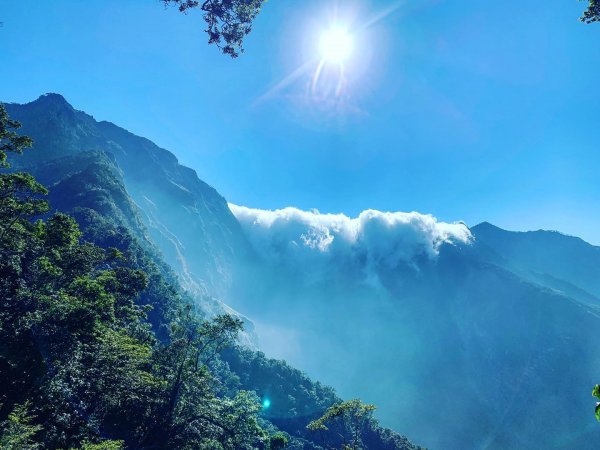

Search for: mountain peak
xmin=39 ymin=92 xmax=68 ymax=102
xmin=33 ymin=92 xmax=74 ymax=109
xmin=471 ymin=221 xmax=503 ymax=232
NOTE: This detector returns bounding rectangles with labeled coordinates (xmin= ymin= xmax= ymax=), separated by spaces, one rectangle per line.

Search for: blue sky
xmin=1 ymin=0 xmax=600 ymax=243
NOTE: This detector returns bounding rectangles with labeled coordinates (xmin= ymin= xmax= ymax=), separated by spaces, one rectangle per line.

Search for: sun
xmin=319 ymin=25 xmax=354 ymax=64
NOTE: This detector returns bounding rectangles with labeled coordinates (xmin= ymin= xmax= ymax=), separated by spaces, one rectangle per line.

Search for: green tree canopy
xmin=163 ymin=0 xmax=266 ymax=57
xmin=307 ymin=399 xmax=376 ymax=450
xmin=0 ymin=104 xmax=272 ymax=449
xmin=161 ymin=1 xmax=600 ymax=59
xmin=0 ymin=103 xmax=33 ymax=168
xmin=0 ymin=402 xmax=43 ymax=450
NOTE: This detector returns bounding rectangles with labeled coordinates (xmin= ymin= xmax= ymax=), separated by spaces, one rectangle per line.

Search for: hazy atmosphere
xmin=2 ymin=1 xmax=600 ymax=450
xmin=2 ymin=0 xmax=600 ymax=243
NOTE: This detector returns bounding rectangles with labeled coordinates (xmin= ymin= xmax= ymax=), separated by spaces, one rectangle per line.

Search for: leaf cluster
xmin=581 ymin=0 xmax=600 ymax=23
xmin=163 ymin=0 xmax=266 ymax=57
xmin=592 ymin=384 xmax=600 ymax=421
xmin=307 ymin=400 xmax=376 ymax=450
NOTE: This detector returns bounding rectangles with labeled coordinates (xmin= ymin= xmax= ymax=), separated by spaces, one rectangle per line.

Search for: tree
xmin=140 ymin=308 xmax=269 ymax=449
xmin=163 ymin=0 xmax=266 ymax=57
xmin=269 ymin=431 xmax=289 ymax=450
xmin=0 ymin=103 xmax=33 ymax=168
xmin=0 ymin=105 xmax=168 ymax=448
xmin=582 ymin=1 xmax=600 ymax=23
xmin=162 ymin=0 xmax=600 ymax=60
xmin=0 ymin=104 xmax=48 ymax=243
xmin=592 ymin=384 xmax=600 ymax=421
xmin=0 ymin=403 xmax=43 ymax=450
xmin=307 ymin=399 xmax=376 ymax=450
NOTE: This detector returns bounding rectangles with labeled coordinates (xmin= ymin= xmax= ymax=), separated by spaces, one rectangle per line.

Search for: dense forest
xmin=0 ymin=103 xmax=419 ymax=449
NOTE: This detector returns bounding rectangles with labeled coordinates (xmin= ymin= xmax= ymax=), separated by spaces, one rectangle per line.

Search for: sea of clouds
xmin=229 ymin=205 xmax=472 ymax=271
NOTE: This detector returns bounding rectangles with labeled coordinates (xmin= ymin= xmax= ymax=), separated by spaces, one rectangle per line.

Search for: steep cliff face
xmin=6 ymin=93 xmax=251 ymax=301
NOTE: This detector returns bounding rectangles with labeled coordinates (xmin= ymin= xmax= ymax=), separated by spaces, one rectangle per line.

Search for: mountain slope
xmin=6 ymin=93 xmax=250 ymax=300
xmin=227 ymin=206 xmax=600 ymax=449
xmin=2 ymin=95 xmax=420 ymax=450
xmin=8 ymin=93 xmax=600 ymax=449
xmin=472 ymin=221 xmax=600 ymax=306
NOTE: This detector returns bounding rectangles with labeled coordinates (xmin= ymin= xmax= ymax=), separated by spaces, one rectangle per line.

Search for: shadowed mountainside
xmin=6 ymin=93 xmax=600 ymax=449
xmin=6 ymin=93 xmax=250 ymax=302
xmin=472 ymin=221 xmax=600 ymax=306
xmin=3 ymin=94 xmax=420 ymax=450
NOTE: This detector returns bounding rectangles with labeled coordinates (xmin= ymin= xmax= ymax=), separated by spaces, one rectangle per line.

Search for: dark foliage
xmin=163 ymin=0 xmax=266 ymax=57
xmin=582 ymin=0 xmax=600 ymax=23
xmin=220 ymin=348 xmax=421 ymax=450
xmin=0 ymin=101 xmax=421 ymax=449
xmin=163 ymin=0 xmax=598 ymax=59
xmin=0 ymin=104 xmax=269 ymax=448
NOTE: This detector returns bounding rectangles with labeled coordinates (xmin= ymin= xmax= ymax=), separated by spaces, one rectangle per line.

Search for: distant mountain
xmin=227 ymin=207 xmax=600 ymax=449
xmin=7 ymin=94 xmax=600 ymax=449
xmin=472 ymin=221 xmax=600 ymax=306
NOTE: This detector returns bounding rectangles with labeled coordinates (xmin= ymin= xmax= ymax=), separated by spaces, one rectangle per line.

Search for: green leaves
xmin=0 ymin=104 xmax=33 ymax=169
xmin=44 ymin=214 xmax=82 ymax=249
xmin=307 ymin=399 xmax=377 ymax=449
xmin=269 ymin=432 xmax=289 ymax=450
xmin=0 ymin=111 xmax=159 ymax=446
xmin=163 ymin=0 xmax=266 ymax=57
xmin=0 ymin=172 xmax=49 ymax=243
xmin=71 ymin=440 xmax=125 ymax=450
xmin=0 ymin=402 xmax=42 ymax=450
xmin=593 ymin=385 xmax=600 ymax=421
xmin=581 ymin=1 xmax=600 ymax=23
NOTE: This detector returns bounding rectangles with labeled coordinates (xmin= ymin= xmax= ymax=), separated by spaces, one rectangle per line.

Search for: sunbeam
xmin=254 ymin=1 xmax=406 ymax=110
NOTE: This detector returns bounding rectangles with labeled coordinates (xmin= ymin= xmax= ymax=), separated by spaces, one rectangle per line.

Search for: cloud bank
xmin=229 ymin=205 xmax=472 ymax=271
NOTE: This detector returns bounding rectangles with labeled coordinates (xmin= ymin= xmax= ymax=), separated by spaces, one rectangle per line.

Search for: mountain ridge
xmin=6 ymin=93 xmax=600 ymax=449
xmin=3 ymin=95 xmax=421 ymax=450
xmin=6 ymin=93 xmax=251 ymax=302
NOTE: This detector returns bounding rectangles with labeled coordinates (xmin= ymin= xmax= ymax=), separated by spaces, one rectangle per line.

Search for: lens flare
xmin=262 ymin=398 xmax=271 ymax=409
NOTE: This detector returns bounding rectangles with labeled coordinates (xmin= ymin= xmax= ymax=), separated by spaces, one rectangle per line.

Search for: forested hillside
xmin=0 ymin=101 xmax=420 ymax=450
xmin=7 ymin=93 xmax=249 ymax=302
xmin=8 ymin=93 xmax=600 ymax=450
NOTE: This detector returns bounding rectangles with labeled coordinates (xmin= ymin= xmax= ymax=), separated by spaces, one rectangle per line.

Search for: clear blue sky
xmin=1 ymin=0 xmax=600 ymax=243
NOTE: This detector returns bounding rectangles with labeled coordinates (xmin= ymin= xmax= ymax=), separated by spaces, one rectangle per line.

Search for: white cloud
xmin=229 ymin=204 xmax=472 ymax=271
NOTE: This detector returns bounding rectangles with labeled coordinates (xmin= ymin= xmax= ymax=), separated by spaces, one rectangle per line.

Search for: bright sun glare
xmin=319 ymin=26 xmax=354 ymax=64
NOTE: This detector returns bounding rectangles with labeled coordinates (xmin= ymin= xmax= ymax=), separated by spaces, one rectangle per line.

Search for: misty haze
xmin=1 ymin=2 xmax=600 ymax=450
